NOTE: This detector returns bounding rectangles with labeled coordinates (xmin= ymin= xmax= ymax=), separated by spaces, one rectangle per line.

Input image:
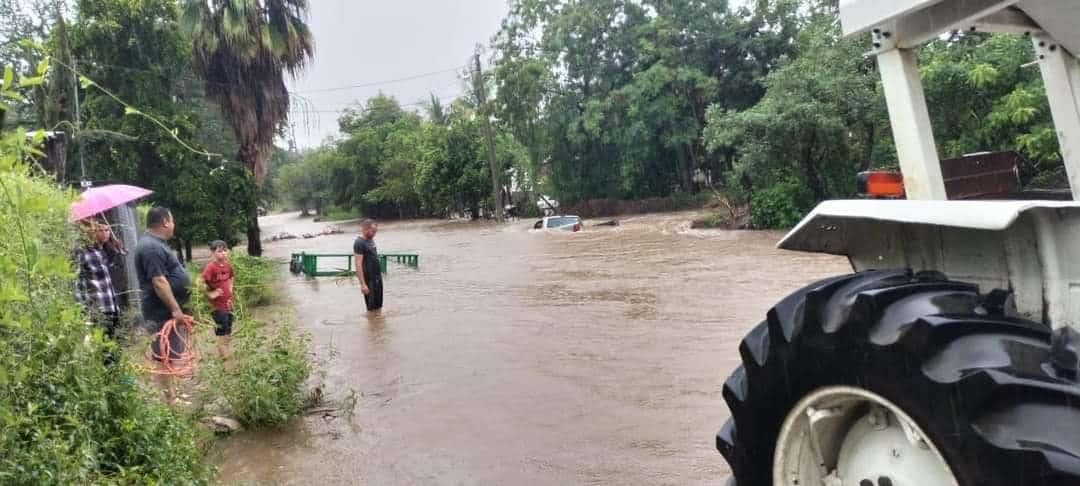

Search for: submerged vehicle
xmin=533 ymin=215 xmax=583 ymax=232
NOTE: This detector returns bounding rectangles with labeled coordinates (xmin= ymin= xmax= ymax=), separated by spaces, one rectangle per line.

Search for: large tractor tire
xmin=718 ymin=269 xmax=1080 ymax=486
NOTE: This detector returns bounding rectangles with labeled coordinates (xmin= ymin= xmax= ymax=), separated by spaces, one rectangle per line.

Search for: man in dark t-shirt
xmin=353 ymin=219 xmax=383 ymax=314
xmin=134 ymin=206 xmax=192 ymax=403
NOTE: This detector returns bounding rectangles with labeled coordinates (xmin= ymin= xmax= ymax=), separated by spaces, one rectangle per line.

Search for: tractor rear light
xmin=857 ymin=171 xmax=905 ymax=198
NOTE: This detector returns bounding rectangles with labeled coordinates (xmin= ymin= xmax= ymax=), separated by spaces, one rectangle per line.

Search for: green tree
xmin=491 ymin=0 xmax=799 ymax=203
xmin=0 ymin=0 xmax=71 ymax=131
xmin=181 ymin=0 xmax=315 ymax=255
xmin=414 ymin=101 xmax=492 ymax=217
xmin=334 ymin=94 xmax=428 ymax=218
xmin=70 ymin=0 xmax=253 ymax=261
xmin=0 ymin=67 xmax=211 ymax=482
xmin=704 ymin=11 xmax=887 ymax=228
xmin=920 ymin=33 xmax=1060 ymax=187
xmin=277 ymin=145 xmax=333 ymax=215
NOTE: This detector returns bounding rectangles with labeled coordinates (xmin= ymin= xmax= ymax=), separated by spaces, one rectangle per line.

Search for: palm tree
xmin=180 ymin=0 xmax=313 ymax=255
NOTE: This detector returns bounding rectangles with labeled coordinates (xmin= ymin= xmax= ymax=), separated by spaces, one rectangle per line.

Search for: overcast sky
xmin=285 ymin=0 xmax=510 ymax=148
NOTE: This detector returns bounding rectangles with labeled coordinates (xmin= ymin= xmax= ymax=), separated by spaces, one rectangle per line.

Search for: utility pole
xmin=473 ymin=51 xmax=503 ymax=222
xmin=73 ymin=57 xmax=86 ymax=184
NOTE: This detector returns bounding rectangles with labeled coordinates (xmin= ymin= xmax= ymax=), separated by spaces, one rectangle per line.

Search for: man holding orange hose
xmin=134 ymin=206 xmax=193 ymax=404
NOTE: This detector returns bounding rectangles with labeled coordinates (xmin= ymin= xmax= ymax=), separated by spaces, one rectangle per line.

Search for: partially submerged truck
xmin=717 ymin=1 xmax=1080 ymax=485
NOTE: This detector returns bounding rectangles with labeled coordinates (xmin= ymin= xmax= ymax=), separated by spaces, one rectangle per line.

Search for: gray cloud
xmin=286 ymin=0 xmax=510 ymax=148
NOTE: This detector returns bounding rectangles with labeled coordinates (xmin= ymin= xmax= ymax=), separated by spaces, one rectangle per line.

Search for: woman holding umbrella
xmin=73 ymin=218 xmax=125 ymax=341
xmin=71 ymin=184 xmax=153 ymax=343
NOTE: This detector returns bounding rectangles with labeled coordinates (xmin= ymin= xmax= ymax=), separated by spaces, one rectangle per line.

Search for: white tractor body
xmin=721 ymin=3 xmax=1080 ymax=484
xmin=787 ymin=0 xmax=1080 ymax=332
xmin=780 ymin=200 xmax=1080 ymax=330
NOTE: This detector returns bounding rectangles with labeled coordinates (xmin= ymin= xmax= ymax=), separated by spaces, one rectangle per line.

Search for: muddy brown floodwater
xmin=213 ymin=211 xmax=849 ymax=485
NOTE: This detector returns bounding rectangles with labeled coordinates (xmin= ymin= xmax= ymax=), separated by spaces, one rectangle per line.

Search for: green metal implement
xmin=289 ymin=251 xmax=419 ymax=277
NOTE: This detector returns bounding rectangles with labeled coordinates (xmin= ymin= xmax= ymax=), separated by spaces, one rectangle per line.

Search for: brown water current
xmin=213 ymin=211 xmax=850 ymax=485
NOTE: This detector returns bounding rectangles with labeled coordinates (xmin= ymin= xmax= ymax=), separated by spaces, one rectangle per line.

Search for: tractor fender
xmin=779 ymin=200 xmax=1080 ymax=331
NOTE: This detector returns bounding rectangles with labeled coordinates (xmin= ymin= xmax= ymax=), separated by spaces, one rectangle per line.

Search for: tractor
xmin=717 ymin=1 xmax=1080 ymax=485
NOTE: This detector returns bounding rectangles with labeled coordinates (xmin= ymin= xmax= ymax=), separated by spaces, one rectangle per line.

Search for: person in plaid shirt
xmin=74 ymin=219 xmax=123 ymax=339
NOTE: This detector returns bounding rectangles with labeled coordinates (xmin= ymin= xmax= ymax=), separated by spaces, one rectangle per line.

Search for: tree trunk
xmin=184 ymin=239 xmax=193 ymax=263
xmin=239 ymin=142 xmax=264 ymax=255
xmin=675 ymin=145 xmax=693 ymax=192
xmin=859 ymin=124 xmax=877 ymax=172
xmin=801 ymin=132 xmax=827 ymax=201
xmin=247 ymin=205 xmax=263 ymax=257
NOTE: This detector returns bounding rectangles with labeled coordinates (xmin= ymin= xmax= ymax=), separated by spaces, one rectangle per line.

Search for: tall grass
xmin=0 ymin=130 xmax=212 ymax=483
xmin=187 ymin=255 xmax=313 ymax=428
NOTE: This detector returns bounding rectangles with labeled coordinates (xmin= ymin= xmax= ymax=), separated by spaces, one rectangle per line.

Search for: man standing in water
xmin=134 ymin=207 xmax=192 ymax=404
xmin=353 ymin=219 xmax=383 ymax=316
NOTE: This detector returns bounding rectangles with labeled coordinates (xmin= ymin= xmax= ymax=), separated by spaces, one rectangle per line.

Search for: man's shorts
xmin=364 ymin=279 xmax=384 ymax=311
xmin=212 ymin=310 xmax=234 ymax=337
xmin=147 ymin=319 xmax=188 ymax=362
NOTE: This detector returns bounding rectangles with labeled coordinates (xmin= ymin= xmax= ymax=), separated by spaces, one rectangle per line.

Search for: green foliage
xmin=703 ymin=9 xmax=1064 ymax=228
xmin=704 ymin=12 xmax=878 ymax=228
xmin=213 ymin=321 xmax=311 ymax=427
xmin=70 ymin=0 xmax=255 ymax=259
xmin=413 ymin=104 xmax=495 ymax=216
xmin=748 ymin=177 xmax=816 ymax=229
xmin=276 ymin=146 xmax=336 ymax=214
xmin=229 ymin=254 xmax=280 ymax=310
xmin=287 ymin=95 xmax=529 ymax=220
xmin=181 ymin=0 xmax=313 ymax=185
xmin=921 ymin=33 xmax=1062 ymax=186
xmin=319 ymin=206 xmax=361 ymax=222
xmin=492 ymin=0 xmax=800 ymax=202
xmin=187 ymin=255 xmax=311 ymax=429
xmin=0 ymin=128 xmax=211 ymax=484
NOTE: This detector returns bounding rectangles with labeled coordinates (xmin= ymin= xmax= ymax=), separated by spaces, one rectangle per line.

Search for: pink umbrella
xmin=70 ymin=184 xmax=153 ymax=221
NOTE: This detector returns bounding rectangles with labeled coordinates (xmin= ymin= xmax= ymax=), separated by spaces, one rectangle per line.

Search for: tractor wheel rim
xmin=773 ymin=385 xmax=959 ymax=486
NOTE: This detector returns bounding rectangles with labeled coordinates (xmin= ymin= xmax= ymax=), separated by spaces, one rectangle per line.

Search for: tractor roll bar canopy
xmin=840 ymin=0 xmax=1080 ymax=55
xmin=837 ymin=0 xmax=1080 ymax=201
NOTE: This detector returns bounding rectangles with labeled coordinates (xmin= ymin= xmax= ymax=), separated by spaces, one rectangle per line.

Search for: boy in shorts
xmin=202 ymin=240 xmax=235 ymax=361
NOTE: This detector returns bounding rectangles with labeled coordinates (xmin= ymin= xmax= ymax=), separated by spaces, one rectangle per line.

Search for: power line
xmin=290 ymin=92 xmax=466 ymax=114
xmin=71 ymin=57 xmax=470 ymax=95
xmin=293 ymin=66 xmax=465 ymax=94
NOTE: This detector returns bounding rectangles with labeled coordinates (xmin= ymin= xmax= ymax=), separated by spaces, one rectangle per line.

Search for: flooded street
xmin=214 ymin=211 xmax=850 ymax=485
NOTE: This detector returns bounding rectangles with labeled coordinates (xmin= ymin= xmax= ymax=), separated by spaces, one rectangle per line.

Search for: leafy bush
xmin=0 ymin=129 xmax=211 ymax=484
xmin=187 ymin=255 xmax=312 ymax=428
xmin=188 ymin=254 xmax=279 ymax=316
xmin=213 ymin=320 xmax=312 ymax=427
xmin=229 ymin=254 xmax=280 ymax=311
xmin=749 ymin=177 xmax=816 ymax=229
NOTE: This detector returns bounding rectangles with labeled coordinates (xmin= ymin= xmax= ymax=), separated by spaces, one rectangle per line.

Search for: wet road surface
xmin=214 ymin=212 xmax=850 ymax=485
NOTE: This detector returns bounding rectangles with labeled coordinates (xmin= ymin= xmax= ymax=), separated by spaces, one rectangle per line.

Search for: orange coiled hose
xmin=146 ymin=317 xmax=199 ymax=377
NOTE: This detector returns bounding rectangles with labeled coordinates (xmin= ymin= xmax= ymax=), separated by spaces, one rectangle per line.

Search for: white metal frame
xmin=839 ymin=1 xmax=1080 ymax=197
xmin=780 ymin=1 xmax=1080 ymax=331
xmin=1033 ymin=35 xmax=1080 ymax=199
xmin=877 ymin=48 xmax=948 ymax=200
